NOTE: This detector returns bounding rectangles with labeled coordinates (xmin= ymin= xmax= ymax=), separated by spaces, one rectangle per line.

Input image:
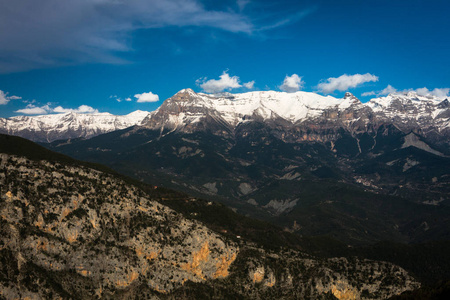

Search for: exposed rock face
xmin=0 ymin=153 xmax=237 ymax=298
xmin=189 ymin=248 xmax=420 ymax=299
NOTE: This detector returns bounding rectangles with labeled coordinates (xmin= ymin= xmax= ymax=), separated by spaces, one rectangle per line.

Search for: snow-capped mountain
xmin=144 ymin=89 xmax=367 ymax=130
xmin=1 ymin=88 xmax=448 ymax=144
xmin=0 ymin=110 xmax=150 ymax=142
xmin=142 ymin=89 xmax=449 ymax=146
xmin=367 ymin=92 xmax=450 ymax=133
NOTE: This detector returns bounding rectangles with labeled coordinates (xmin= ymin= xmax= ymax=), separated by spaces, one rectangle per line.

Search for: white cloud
xmin=243 ymin=80 xmax=255 ymax=89
xmin=237 ymin=0 xmax=250 ymax=11
xmin=15 ymin=104 xmax=99 ymax=115
xmin=414 ymin=87 xmax=449 ymax=98
xmin=199 ymin=71 xmax=242 ymax=93
xmin=0 ymin=0 xmax=254 ymax=73
xmin=317 ymin=73 xmax=379 ymax=94
xmin=134 ymin=92 xmax=159 ymax=103
xmin=279 ymin=74 xmax=304 ymax=93
xmin=125 ymin=97 xmax=132 ymax=101
xmin=0 ymin=90 xmax=22 ymax=105
xmin=362 ymin=84 xmax=397 ymax=97
xmin=362 ymin=85 xmax=450 ymax=99
xmin=0 ymin=90 xmax=8 ymax=105
xmin=15 ymin=104 xmax=51 ymax=115
xmin=361 ymin=91 xmax=376 ymax=97
xmin=53 ymin=105 xmax=99 ymax=114
xmin=379 ymin=85 xmax=397 ymax=96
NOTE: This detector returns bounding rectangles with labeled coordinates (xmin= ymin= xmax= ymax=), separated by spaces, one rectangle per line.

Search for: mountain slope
xmin=0 ymin=134 xmax=420 ymax=299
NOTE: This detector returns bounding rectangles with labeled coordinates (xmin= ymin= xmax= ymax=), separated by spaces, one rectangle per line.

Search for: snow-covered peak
xmin=367 ymin=92 xmax=444 ymax=111
xmin=365 ymin=92 xmax=449 ymax=131
xmin=157 ymin=90 xmax=360 ymax=126
xmin=0 ymin=110 xmax=151 ymax=142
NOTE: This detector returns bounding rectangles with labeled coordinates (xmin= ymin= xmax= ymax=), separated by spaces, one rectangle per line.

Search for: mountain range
xmin=1 ymin=89 xmax=449 ymax=243
xmin=1 ymin=89 xmax=449 ymax=148
xmin=21 ymin=89 xmax=445 ymax=246
xmin=0 ymin=110 xmax=150 ymax=143
xmin=1 ymin=87 xmax=450 ymax=297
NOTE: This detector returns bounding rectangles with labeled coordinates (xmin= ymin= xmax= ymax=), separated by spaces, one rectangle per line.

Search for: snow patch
xmin=264 ymin=199 xmax=299 ymax=215
xmin=238 ymin=183 xmax=254 ymax=195
xmin=402 ymin=133 xmax=444 ymax=157
xmin=203 ymin=182 xmax=218 ymax=194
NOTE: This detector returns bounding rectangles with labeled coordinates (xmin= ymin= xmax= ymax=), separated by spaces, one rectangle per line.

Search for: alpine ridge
xmin=2 ymin=89 xmax=448 ymax=147
xmin=0 ymin=110 xmax=150 ymax=143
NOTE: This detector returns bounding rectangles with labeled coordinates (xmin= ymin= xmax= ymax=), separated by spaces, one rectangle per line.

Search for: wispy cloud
xmin=362 ymin=85 xmax=449 ymax=99
xmin=237 ymin=0 xmax=250 ymax=11
xmin=0 ymin=90 xmax=22 ymax=105
xmin=243 ymin=80 xmax=255 ymax=89
xmin=0 ymin=0 xmax=254 ymax=73
xmin=0 ymin=1 xmax=317 ymax=73
xmin=15 ymin=104 xmax=99 ymax=115
xmin=15 ymin=104 xmax=51 ymax=115
xmin=279 ymin=74 xmax=304 ymax=93
xmin=257 ymin=7 xmax=316 ymax=32
xmin=317 ymin=73 xmax=379 ymax=94
xmin=362 ymin=84 xmax=397 ymax=97
xmin=134 ymin=92 xmax=159 ymax=103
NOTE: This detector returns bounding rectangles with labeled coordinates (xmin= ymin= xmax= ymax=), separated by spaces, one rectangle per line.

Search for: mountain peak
xmin=344 ymin=92 xmax=355 ymax=98
xmin=343 ymin=92 xmax=360 ymax=102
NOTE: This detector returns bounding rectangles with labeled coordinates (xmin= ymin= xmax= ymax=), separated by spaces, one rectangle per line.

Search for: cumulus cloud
xmin=0 ymin=0 xmax=255 ymax=73
xmin=362 ymin=85 xmax=449 ymax=99
xmin=317 ymin=73 xmax=379 ymax=94
xmin=362 ymin=84 xmax=397 ymax=97
xmin=53 ymin=105 xmax=99 ymax=114
xmin=15 ymin=104 xmax=51 ymax=115
xmin=0 ymin=90 xmax=22 ymax=105
xmin=134 ymin=92 xmax=159 ymax=103
xmin=243 ymin=80 xmax=255 ymax=89
xmin=15 ymin=104 xmax=99 ymax=115
xmin=199 ymin=71 xmax=243 ymax=93
xmin=279 ymin=74 xmax=304 ymax=93
xmin=379 ymin=85 xmax=397 ymax=96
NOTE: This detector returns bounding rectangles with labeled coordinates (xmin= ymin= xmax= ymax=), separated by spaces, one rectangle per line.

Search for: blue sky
xmin=0 ymin=0 xmax=449 ymax=117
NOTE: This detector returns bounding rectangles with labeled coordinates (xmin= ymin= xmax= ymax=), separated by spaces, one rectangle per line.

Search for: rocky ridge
xmin=0 ymin=152 xmax=237 ymax=298
xmin=141 ymin=89 xmax=449 ymax=145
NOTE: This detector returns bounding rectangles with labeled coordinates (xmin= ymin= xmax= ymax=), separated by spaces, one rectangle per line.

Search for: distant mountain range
xmin=0 ymin=110 xmax=150 ymax=142
xmin=1 ymin=89 xmax=448 ymax=147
